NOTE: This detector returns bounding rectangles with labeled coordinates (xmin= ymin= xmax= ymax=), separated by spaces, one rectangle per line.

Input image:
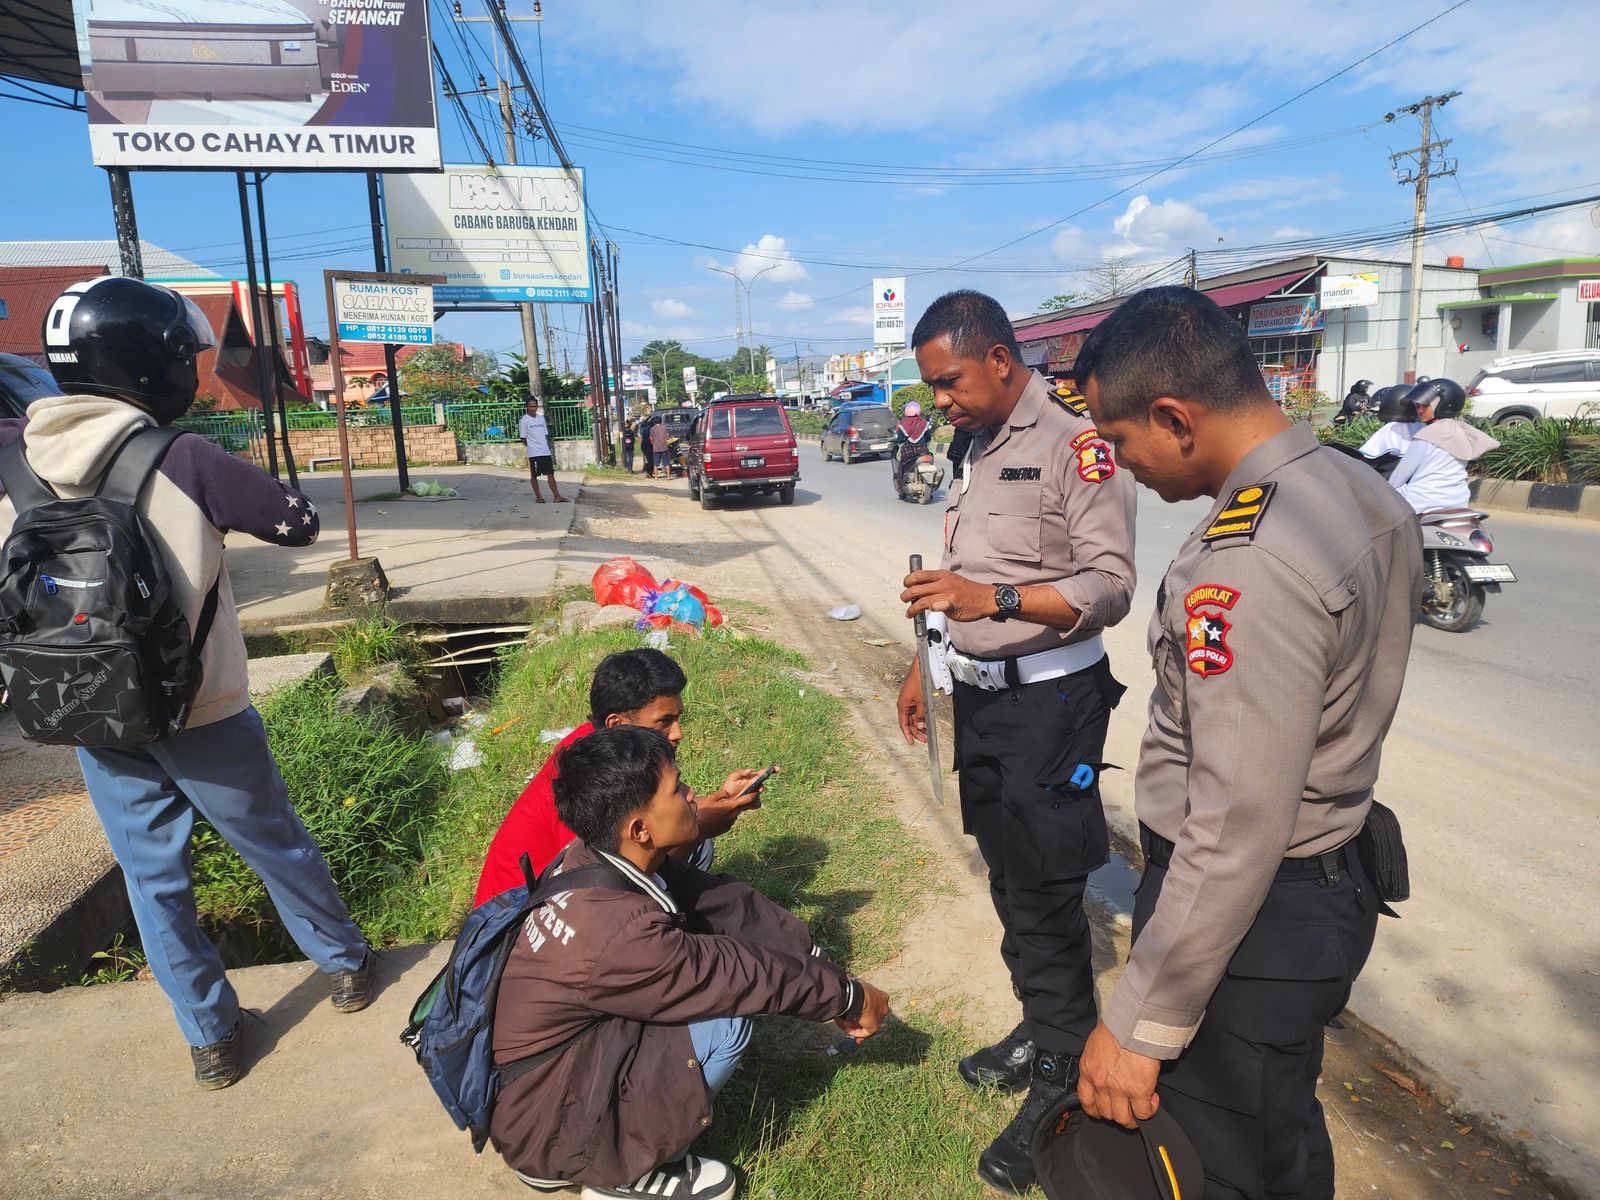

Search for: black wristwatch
xmin=993 ymin=584 xmax=1022 ymax=621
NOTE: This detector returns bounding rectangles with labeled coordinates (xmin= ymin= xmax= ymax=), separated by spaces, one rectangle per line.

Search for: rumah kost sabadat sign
xmin=73 ymin=0 xmax=441 ymax=170
xmin=383 ymin=166 xmax=594 ymax=304
xmin=333 ymin=279 xmax=434 ymax=345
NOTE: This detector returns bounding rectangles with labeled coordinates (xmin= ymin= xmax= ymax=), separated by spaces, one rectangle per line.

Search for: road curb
xmin=1470 ymin=476 xmax=1600 ymax=521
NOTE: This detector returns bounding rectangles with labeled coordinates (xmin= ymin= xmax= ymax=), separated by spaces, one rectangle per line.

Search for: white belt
xmin=946 ymin=633 xmax=1105 ymax=692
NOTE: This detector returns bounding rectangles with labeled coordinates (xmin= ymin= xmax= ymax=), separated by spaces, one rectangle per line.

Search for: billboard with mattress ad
xmin=72 ymin=0 xmax=441 ymax=170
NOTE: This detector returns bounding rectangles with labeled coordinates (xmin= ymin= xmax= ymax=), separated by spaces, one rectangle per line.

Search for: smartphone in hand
xmin=737 ymin=765 xmax=779 ymax=799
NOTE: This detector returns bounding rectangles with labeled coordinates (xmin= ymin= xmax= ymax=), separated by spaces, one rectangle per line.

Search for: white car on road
xmin=1466 ymin=350 xmax=1600 ymax=424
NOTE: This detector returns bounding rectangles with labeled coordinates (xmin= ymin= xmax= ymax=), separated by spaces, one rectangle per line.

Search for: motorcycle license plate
xmin=1464 ymin=563 xmax=1516 ymax=583
xmin=740 ymin=456 xmax=765 ymax=468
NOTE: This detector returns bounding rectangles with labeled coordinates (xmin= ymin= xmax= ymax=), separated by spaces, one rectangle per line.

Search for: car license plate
xmin=740 ymin=456 xmax=765 ymax=469
xmin=1464 ymin=563 xmax=1516 ymax=583
xmin=871 ymin=442 xmax=889 ymax=451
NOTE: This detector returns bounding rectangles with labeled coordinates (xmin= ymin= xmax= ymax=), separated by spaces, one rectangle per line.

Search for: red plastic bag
xmin=704 ymin=605 xmax=725 ymax=628
xmin=592 ymin=557 xmax=658 ymax=610
xmin=659 ymin=579 xmax=712 ymax=608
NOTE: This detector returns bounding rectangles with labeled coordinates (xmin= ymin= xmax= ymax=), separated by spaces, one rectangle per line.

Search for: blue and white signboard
xmin=333 ymin=279 xmax=435 ymax=345
xmin=382 ymin=165 xmax=594 ymax=304
xmin=1247 ymin=295 xmax=1324 ymax=337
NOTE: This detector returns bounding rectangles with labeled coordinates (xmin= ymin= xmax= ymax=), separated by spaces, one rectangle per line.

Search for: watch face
xmin=998 ymin=585 xmax=1021 ymax=612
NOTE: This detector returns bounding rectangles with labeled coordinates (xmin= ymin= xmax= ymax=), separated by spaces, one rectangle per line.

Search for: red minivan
xmin=686 ymin=395 xmax=800 ymax=509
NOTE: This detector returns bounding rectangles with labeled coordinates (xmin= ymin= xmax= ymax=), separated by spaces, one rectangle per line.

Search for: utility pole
xmin=1184 ymin=247 xmax=1199 ymax=289
xmin=457 ymin=1 xmax=544 ymax=401
xmin=1387 ymin=91 xmax=1461 ymax=382
xmin=540 ymin=303 xmax=557 ymax=378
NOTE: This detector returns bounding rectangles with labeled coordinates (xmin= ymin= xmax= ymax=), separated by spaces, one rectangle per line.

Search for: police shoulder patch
xmin=1070 ymin=429 xmax=1115 ymax=484
xmin=1201 ymin=481 xmax=1276 ymax=542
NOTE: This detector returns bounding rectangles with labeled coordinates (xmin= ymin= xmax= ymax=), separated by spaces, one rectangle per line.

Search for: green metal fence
xmin=175 ymin=399 xmax=593 ymax=462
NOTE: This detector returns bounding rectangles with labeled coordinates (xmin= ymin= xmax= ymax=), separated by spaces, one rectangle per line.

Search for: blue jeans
xmin=689 ymin=1016 xmax=752 ymax=1096
xmin=77 ymin=705 xmax=367 ymax=1046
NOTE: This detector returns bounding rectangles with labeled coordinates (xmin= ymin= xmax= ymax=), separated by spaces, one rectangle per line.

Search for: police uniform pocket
xmin=987 ymin=489 xmax=1042 ymax=564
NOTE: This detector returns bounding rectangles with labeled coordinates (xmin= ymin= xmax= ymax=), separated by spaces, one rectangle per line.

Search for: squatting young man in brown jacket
xmin=490 ymin=726 xmax=891 ymax=1200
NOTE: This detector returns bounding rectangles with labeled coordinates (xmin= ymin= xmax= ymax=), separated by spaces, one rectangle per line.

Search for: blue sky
xmin=2 ymin=0 xmax=1596 ymax=374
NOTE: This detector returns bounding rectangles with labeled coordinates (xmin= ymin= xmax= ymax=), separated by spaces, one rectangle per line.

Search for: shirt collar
xmin=1219 ymin=423 xmax=1318 ymax=496
xmin=984 ymin=370 xmax=1048 ymax=452
xmin=593 ymin=847 xmax=679 ymax=914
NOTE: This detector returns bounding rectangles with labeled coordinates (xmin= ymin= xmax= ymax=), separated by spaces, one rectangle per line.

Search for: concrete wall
xmin=464 ymin=439 xmax=597 ymax=470
xmin=290 ymin=424 xmax=461 ymax=470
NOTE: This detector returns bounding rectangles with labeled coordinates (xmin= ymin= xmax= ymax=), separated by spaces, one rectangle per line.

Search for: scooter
xmin=1329 ymin=444 xmax=1514 ymax=632
xmin=1417 ymin=508 xmax=1514 ymax=632
xmin=894 ymin=450 xmax=944 ymax=504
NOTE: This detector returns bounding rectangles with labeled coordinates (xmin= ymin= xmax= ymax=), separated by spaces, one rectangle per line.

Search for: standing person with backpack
xmin=0 ymin=277 xmax=372 ymax=1090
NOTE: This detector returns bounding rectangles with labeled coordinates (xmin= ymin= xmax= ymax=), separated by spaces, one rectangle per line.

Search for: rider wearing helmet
xmin=892 ymin=399 xmax=932 ymax=491
xmin=1333 ymin=378 xmax=1374 ymax=426
xmin=1358 ymin=385 xmax=1423 ymax=458
xmin=1386 ymin=378 xmax=1499 ymax=513
xmin=0 ymin=277 xmax=370 ymax=1089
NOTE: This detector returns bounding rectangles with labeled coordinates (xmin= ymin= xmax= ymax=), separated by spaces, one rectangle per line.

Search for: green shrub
xmin=327 ymin=615 xmax=428 ymax=678
xmin=190 ymin=675 xmax=447 ymax=945
xmin=1475 ymin=414 xmax=1600 ymax=484
xmin=788 ymin=411 xmax=828 ymax=437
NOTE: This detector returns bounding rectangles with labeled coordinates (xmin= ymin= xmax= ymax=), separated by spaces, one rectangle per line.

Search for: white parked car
xmin=1466 ymin=350 xmax=1600 ymax=425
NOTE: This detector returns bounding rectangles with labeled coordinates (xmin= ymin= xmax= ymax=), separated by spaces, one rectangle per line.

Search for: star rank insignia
xmin=1183 ymin=583 xmax=1240 ymax=677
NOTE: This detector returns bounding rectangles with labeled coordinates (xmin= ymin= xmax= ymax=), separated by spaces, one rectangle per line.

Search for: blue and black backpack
xmin=400 ymin=856 xmax=622 ymax=1152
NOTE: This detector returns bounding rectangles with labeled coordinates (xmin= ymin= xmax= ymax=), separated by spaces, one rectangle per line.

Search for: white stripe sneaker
xmin=513 ymin=1168 xmax=572 ymax=1192
xmin=580 ymin=1154 xmax=736 ymax=1200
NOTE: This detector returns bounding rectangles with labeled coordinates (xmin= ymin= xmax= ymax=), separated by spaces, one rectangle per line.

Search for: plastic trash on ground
xmin=540 ymin=727 xmax=577 ymax=744
xmin=591 ymin=556 xmax=726 ymax=636
xmin=448 ymin=740 xmax=484 ymax=771
xmin=829 ymin=604 xmax=862 ymax=621
xmin=592 ymin=557 xmax=658 ymax=610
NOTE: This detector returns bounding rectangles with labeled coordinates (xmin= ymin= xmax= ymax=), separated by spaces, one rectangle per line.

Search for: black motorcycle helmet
xmin=1401 ymin=377 xmax=1466 ymax=422
xmin=1374 ymin=385 xmax=1419 ymax=423
xmin=1350 ymin=379 xmax=1373 ymax=396
xmin=41 ymin=276 xmax=215 ymax=424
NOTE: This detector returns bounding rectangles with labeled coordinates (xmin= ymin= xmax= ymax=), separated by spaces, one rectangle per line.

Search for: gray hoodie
xmin=1 ymin=397 xmax=320 ymax=728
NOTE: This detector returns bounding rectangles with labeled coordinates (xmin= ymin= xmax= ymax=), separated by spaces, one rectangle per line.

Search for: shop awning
xmin=1019 ymin=270 xmax=1311 ymax=345
xmin=1436 ymin=293 xmax=1557 ymax=310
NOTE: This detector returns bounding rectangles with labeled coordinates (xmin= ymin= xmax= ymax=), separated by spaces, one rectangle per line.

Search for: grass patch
xmin=354 ymin=490 xmax=406 ymax=504
xmin=703 ymin=1012 xmax=1011 ymax=1200
xmin=384 ymin=625 xmax=934 ymax=967
xmin=191 ymin=674 xmax=448 ymax=950
xmin=325 ymin=614 xmax=428 ymax=679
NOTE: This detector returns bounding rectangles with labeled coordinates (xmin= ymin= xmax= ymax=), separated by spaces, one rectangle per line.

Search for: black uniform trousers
xmin=1134 ymin=831 xmax=1380 ymax=1200
xmin=952 ymin=656 xmax=1123 ymax=1058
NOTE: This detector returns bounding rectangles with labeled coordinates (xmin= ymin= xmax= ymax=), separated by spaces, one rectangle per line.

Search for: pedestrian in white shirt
xmin=519 ymin=398 xmax=566 ymax=503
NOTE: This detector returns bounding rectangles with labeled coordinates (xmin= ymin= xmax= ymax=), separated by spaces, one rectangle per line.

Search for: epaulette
xmin=1050 ymin=386 xmax=1088 ymax=417
xmin=1201 ymin=482 xmax=1276 ymax=542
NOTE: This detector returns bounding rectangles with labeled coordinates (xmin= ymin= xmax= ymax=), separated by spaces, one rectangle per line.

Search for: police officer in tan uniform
xmin=1072 ymin=287 xmax=1422 ymax=1200
xmin=897 ymin=290 xmax=1136 ymax=1194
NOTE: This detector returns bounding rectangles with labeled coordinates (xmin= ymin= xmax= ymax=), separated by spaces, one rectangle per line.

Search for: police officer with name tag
xmin=1071 ymin=287 xmax=1421 ymax=1200
xmin=896 ymin=290 xmax=1136 ymax=1195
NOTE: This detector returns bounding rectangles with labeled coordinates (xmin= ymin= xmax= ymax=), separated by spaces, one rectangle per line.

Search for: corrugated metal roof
xmin=0 ymin=241 xmax=216 ymax=278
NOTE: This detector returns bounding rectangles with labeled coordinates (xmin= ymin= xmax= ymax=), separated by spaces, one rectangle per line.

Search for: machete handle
xmin=909 ymin=554 xmax=927 ymax=636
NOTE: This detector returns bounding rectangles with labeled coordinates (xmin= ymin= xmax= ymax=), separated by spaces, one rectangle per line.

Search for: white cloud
xmin=819 ymin=306 xmax=873 ymax=328
xmin=651 ymin=298 xmax=695 ymax=318
xmin=720 ymin=234 xmax=809 ymax=284
xmin=1109 ymin=194 xmax=1221 ymax=257
xmin=776 ymin=291 xmax=815 ymax=309
xmin=1271 ymin=226 xmax=1316 ymax=240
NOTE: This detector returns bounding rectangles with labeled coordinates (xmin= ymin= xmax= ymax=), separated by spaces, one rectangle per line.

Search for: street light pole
xmin=740 ymin=263 xmax=778 ymax=375
xmin=709 ymin=263 xmax=778 ymax=379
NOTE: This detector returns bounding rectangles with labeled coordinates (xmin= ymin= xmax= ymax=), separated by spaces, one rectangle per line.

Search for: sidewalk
xmin=229 ymin=464 xmax=582 ymax=628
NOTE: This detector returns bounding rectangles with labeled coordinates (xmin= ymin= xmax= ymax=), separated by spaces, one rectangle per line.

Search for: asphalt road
xmin=790 ymin=439 xmax=1600 ymax=1191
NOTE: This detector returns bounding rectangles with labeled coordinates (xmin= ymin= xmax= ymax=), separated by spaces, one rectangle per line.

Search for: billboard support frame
xmin=250 ymin=171 xmax=298 ymax=489
xmin=367 ymin=172 xmax=410 ymax=493
xmin=106 ymin=167 xmax=142 ymax=277
xmin=237 ymin=171 xmax=282 ymax=483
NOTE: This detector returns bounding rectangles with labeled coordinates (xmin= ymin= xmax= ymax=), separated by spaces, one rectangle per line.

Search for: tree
xmin=1037 ymin=292 xmax=1081 ymax=313
xmin=1084 ymin=256 xmax=1141 ymax=301
xmin=399 ymin=344 xmax=498 ymax=405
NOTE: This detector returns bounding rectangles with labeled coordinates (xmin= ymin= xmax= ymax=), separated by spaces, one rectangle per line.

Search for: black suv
xmin=0 ymin=353 xmax=59 ymax=420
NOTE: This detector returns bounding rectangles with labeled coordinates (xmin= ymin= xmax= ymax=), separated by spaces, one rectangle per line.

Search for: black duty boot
xmin=331 ymin=949 xmax=374 ymax=1013
xmin=959 ymin=1021 xmax=1036 ymax=1093
xmin=976 ymin=1051 xmax=1076 ymax=1195
xmin=190 ymin=1021 xmax=242 ymax=1091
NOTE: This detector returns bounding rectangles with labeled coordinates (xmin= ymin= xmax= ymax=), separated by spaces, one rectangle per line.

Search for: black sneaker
xmin=331 ymin=950 xmax=373 ymax=1013
xmin=190 ymin=1022 xmax=242 ymax=1091
xmin=580 ymin=1154 xmax=736 ymax=1200
xmin=976 ymin=1051 xmax=1077 ymax=1195
xmin=958 ymin=1021 xmax=1035 ymax=1093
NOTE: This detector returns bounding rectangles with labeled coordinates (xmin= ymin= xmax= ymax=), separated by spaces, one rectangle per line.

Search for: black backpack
xmin=0 ymin=426 xmax=218 ymax=746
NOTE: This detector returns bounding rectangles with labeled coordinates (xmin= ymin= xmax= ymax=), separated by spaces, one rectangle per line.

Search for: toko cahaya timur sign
xmin=382 ymin=165 xmax=594 ymax=304
xmin=72 ymin=0 xmax=441 ymax=170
